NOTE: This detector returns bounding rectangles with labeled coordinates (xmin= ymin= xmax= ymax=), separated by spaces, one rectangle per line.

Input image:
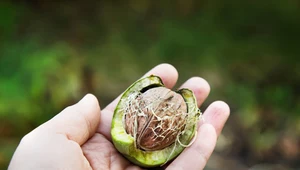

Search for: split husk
xmin=111 ymin=75 xmax=201 ymax=167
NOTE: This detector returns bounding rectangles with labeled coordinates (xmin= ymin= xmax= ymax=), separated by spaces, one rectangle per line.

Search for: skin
xmin=8 ymin=64 xmax=230 ymax=170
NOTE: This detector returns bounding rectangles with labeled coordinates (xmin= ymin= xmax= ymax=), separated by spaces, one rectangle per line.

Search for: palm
xmin=79 ymin=64 xmax=229 ymax=170
xmin=82 ymin=133 xmax=142 ymax=170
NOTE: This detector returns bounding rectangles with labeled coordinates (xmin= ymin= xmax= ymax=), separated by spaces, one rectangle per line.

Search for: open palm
xmin=9 ymin=64 xmax=230 ymax=170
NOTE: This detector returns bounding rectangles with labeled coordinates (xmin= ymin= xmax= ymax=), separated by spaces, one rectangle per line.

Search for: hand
xmin=8 ymin=64 xmax=230 ymax=170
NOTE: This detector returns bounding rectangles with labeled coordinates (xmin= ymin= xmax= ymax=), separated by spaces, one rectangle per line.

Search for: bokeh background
xmin=0 ymin=0 xmax=299 ymax=169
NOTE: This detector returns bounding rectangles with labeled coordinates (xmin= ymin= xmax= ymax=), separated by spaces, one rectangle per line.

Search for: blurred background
xmin=0 ymin=0 xmax=299 ymax=169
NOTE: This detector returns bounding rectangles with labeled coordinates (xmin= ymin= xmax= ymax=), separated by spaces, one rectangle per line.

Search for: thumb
xmin=38 ymin=94 xmax=101 ymax=145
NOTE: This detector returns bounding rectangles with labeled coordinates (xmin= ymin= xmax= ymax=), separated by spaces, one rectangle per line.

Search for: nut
xmin=124 ymin=87 xmax=187 ymax=151
xmin=111 ymin=75 xmax=200 ymax=167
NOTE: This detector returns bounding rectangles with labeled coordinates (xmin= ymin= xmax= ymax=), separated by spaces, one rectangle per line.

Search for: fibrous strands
xmin=122 ymin=87 xmax=189 ymax=151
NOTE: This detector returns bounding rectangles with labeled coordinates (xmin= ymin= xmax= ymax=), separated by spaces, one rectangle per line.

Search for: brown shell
xmin=124 ymin=87 xmax=187 ymax=151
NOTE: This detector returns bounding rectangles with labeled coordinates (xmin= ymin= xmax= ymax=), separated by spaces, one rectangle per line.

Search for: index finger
xmin=98 ymin=63 xmax=179 ymax=140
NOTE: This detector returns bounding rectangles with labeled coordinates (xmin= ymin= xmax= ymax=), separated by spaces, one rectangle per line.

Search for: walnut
xmin=124 ymin=87 xmax=187 ymax=151
xmin=111 ymin=75 xmax=200 ymax=167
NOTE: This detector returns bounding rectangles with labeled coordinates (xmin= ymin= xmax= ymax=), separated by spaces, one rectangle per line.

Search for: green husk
xmin=111 ymin=75 xmax=200 ymax=167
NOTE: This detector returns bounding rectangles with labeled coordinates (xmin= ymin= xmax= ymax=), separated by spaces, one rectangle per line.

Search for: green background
xmin=0 ymin=0 xmax=299 ymax=169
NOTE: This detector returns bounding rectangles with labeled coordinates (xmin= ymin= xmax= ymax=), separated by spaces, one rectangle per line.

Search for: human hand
xmin=8 ymin=64 xmax=230 ymax=170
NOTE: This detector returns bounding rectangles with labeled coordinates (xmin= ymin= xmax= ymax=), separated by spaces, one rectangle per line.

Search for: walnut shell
xmin=111 ymin=75 xmax=200 ymax=168
xmin=124 ymin=87 xmax=187 ymax=151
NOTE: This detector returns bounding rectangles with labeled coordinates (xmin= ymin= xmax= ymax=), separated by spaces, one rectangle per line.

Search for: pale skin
xmin=8 ymin=64 xmax=230 ymax=170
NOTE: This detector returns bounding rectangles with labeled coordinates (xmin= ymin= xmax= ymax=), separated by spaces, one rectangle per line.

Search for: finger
xmin=104 ymin=63 xmax=179 ymax=112
xmin=179 ymin=77 xmax=210 ymax=107
xmin=167 ymin=124 xmax=217 ymax=170
xmin=201 ymin=101 xmax=230 ymax=136
xmin=39 ymin=94 xmax=101 ymax=145
xmin=98 ymin=63 xmax=178 ymax=140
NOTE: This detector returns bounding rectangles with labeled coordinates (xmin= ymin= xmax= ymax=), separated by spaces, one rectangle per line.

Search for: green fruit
xmin=111 ymin=75 xmax=201 ymax=168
